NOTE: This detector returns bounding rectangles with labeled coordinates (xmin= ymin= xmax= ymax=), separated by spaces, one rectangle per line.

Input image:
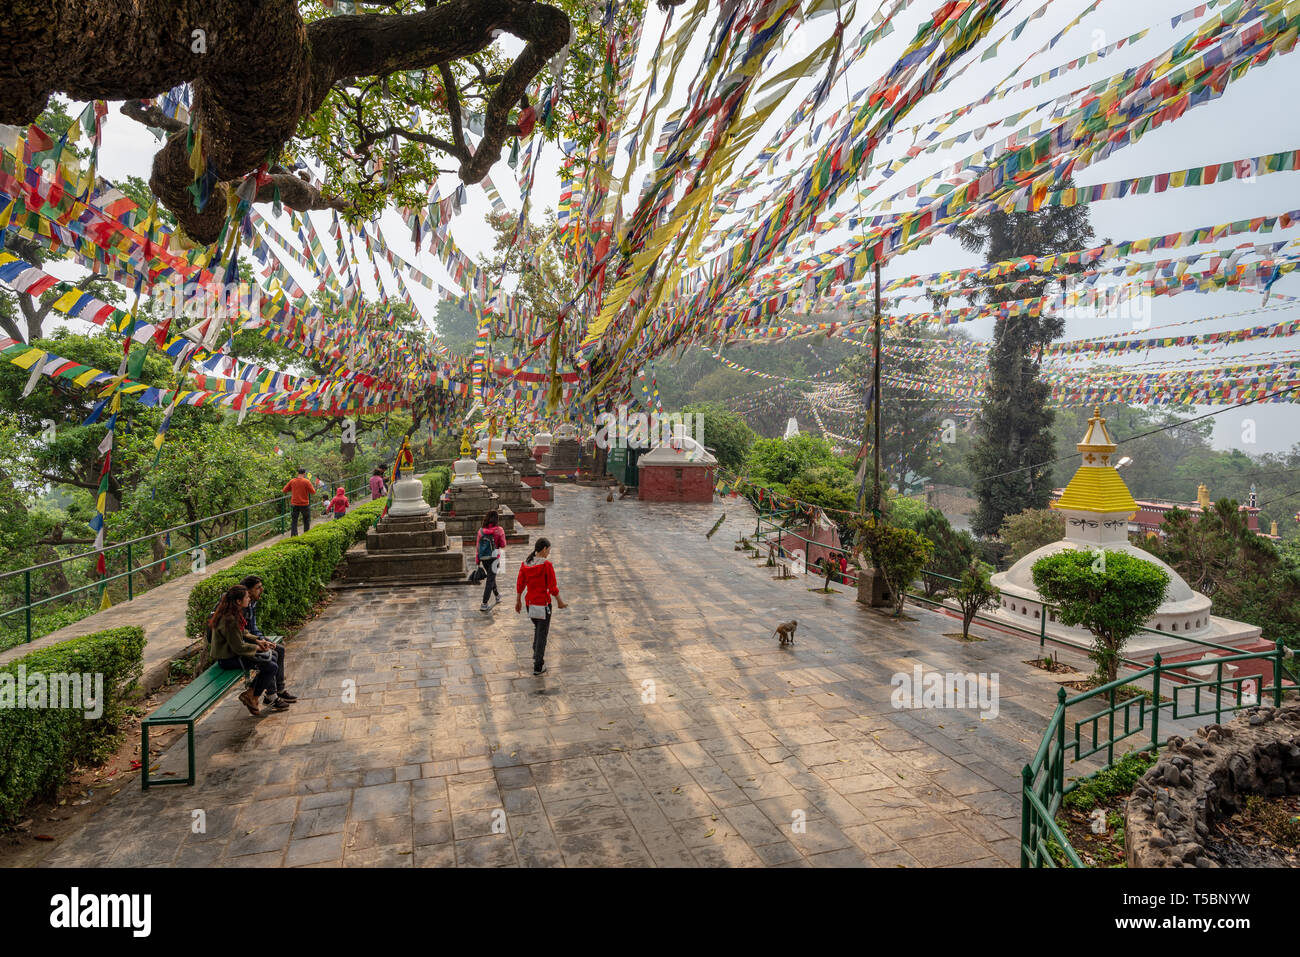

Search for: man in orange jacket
xmin=283 ymin=467 xmax=316 ymax=536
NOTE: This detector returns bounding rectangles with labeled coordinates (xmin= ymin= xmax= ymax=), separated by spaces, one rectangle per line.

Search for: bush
xmin=953 ymin=559 xmax=1000 ymax=639
xmin=861 ymin=522 xmax=934 ymax=617
xmin=423 ymin=466 xmax=451 ymax=507
xmin=184 ymin=501 xmax=383 ymax=640
xmin=0 ymin=625 xmax=145 ymax=825
xmin=1032 ymin=549 xmax=1169 ymax=684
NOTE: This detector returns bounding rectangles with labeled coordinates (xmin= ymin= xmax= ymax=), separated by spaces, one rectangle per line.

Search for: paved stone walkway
xmin=31 ymin=486 xmax=1092 ymax=868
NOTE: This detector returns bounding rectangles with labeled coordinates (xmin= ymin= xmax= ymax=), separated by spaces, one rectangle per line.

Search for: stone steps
xmin=339 ymin=540 xmax=467 ymax=586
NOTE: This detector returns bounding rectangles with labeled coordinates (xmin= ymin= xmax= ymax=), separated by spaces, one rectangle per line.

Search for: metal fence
xmin=1020 ymin=643 xmax=1289 ymax=867
xmin=0 ymin=461 xmax=443 ymax=648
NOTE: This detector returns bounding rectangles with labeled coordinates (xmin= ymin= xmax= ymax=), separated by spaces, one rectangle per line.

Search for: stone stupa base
xmin=337 ymin=511 xmax=467 ymax=587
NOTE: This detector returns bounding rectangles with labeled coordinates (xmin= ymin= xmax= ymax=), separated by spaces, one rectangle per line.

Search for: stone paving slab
xmin=24 ymin=485 xmax=1118 ymax=868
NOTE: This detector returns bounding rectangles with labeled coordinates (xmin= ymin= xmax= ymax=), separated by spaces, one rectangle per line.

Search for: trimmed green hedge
xmin=185 ymin=500 xmax=384 ymax=640
xmin=422 ymin=466 xmax=451 ymax=508
xmin=0 ymin=626 xmax=145 ymax=825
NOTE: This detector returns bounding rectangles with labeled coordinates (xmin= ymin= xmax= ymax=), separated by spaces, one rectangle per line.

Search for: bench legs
xmin=141 ymin=721 xmax=196 ymax=790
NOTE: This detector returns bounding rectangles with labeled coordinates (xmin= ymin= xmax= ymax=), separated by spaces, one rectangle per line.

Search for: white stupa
xmin=988 ymin=408 xmax=1262 ymax=658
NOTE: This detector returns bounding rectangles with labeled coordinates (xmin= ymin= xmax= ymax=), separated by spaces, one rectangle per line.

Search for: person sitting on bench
xmin=208 ymin=584 xmax=289 ymax=716
xmin=239 ymin=575 xmax=296 ymax=702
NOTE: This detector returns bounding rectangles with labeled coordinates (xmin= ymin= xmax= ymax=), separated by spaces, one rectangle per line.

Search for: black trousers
xmin=218 ymin=655 xmax=279 ymax=697
xmin=531 ymin=605 xmax=552 ymax=672
xmin=270 ymin=643 xmax=286 ymax=691
xmin=290 ymin=504 xmax=311 ymax=536
xmin=482 ymin=564 xmax=499 ymax=604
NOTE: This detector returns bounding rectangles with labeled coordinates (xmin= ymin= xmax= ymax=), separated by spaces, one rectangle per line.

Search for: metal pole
xmin=872 ymin=261 xmax=882 ymax=520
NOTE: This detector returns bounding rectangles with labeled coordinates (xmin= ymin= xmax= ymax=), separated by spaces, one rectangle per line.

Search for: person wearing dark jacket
xmin=239 ymin=575 xmax=295 ymax=702
xmin=208 ymin=584 xmax=289 ymax=716
xmin=515 ymin=537 xmax=566 ymax=675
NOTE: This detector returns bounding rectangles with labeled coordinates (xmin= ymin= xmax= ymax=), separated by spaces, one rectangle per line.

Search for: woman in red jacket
xmin=515 ymin=537 xmax=566 ymax=675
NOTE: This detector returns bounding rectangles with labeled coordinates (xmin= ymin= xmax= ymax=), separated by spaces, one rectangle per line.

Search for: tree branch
xmin=120 ymin=99 xmax=187 ymax=135
xmin=438 ymin=62 xmax=471 ymax=163
xmin=3 ymin=0 xmax=571 ymax=243
xmin=39 ymin=472 xmax=99 ymax=492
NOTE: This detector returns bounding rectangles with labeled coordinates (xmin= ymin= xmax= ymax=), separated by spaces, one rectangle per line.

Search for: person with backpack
xmin=515 ymin=537 xmax=566 ymax=675
xmin=475 ymin=510 xmax=507 ymax=612
xmin=328 ymin=486 xmax=350 ymax=519
xmin=369 ymin=468 xmax=387 ymax=500
xmin=208 ymin=584 xmax=289 ymax=715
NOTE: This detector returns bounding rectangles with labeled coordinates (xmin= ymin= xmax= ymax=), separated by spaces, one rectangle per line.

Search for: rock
xmin=1124 ymin=706 xmax=1300 ymax=868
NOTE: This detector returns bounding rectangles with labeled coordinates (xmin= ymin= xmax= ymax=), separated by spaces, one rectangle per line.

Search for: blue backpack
xmin=477 ymin=531 xmax=496 ymax=564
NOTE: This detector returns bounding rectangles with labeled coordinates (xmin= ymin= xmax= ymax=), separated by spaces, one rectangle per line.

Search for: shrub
xmin=1031 ymin=549 xmax=1169 ymax=684
xmin=953 ymin=559 xmax=1000 ymax=639
xmin=0 ymin=625 xmax=145 ymax=825
xmin=423 ymin=466 xmax=451 ymax=507
xmin=1062 ymin=750 xmax=1157 ymax=812
xmin=861 ymin=522 xmax=934 ymax=616
xmin=183 ymin=501 xmax=383 ymax=641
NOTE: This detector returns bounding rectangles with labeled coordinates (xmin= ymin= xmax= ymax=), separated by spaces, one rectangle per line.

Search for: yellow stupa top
xmin=1052 ymin=407 xmax=1138 ymax=514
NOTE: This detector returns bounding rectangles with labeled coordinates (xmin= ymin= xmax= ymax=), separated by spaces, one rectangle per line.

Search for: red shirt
xmin=283 ymin=476 xmax=315 ymax=506
xmin=516 ymin=559 xmax=558 ymax=606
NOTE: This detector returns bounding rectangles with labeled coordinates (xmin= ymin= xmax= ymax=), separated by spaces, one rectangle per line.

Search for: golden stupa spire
xmin=1052 ymin=407 xmax=1138 ymax=515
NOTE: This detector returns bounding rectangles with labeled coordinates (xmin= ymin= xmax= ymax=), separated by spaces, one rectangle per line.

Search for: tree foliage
xmin=1140 ymin=499 xmax=1300 ymax=649
xmin=999 ymin=506 xmax=1066 ymax=562
xmin=954 ymin=197 xmax=1095 ymax=537
xmin=1031 ymin=549 xmax=1168 ymax=683
xmin=681 ymin=402 xmax=755 ymax=471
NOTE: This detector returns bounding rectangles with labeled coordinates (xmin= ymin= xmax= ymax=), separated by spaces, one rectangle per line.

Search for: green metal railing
xmin=748 ymin=507 xmax=859 ymax=585
xmin=1020 ymin=643 xmax=1290 ymax=867
xmin=0 ymin=461 xmax=442 ymax=647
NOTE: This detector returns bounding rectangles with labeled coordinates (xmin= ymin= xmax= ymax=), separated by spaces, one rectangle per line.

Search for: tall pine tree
xmin=953 ymin=196 xmax=1094 ymax=537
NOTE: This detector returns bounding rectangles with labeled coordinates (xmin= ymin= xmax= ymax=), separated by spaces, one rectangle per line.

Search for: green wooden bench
xmin=141 ymin=637 xmax=281 ymax=790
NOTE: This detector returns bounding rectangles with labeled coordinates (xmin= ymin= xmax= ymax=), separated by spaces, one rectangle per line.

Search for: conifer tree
xmin=950 ymin=197 xmax=1094 ymax=537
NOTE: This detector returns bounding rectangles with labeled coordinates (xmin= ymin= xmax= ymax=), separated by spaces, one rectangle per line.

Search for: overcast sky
xmin=37 ymin=0 xmax=1300 ymax=456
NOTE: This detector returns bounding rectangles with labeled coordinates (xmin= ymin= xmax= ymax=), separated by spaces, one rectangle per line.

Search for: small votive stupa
xmin=340 ymin=438 xmax=466 ymax=586
xmin=440 ymin=429 xmax=528 ymax=547
xmin=503 ymin=416 xmax=553 ymax=504
xmin=541 ymin=423 xmax=581 ymax=480
xmin=475 ymin=418 xmax=545 ymax=526
xmin=988 ymin=408 xmax=1269 ymax=677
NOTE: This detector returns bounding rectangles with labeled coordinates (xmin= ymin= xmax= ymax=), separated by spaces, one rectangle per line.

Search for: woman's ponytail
xmin=525 ymin=537 xmax=551 ymax=564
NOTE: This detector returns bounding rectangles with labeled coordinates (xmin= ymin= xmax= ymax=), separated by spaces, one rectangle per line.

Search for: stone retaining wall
xmin=1124 ymin=706 xmax=1300 ymax=867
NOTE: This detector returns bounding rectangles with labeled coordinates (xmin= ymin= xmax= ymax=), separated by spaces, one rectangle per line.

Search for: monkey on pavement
xmin=771 ymin=620 xmax=798 ymax=645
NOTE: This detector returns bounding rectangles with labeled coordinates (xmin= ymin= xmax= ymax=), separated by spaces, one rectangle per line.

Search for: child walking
xmin=328 ymin=486 xmax=349 ymax=519
xmin=515 ymin=537 xmax=566 ymax=675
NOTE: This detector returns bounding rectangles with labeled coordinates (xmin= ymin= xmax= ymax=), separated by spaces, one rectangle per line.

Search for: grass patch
xmin=1051 ymin=750 xmax=1159 ymax=868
